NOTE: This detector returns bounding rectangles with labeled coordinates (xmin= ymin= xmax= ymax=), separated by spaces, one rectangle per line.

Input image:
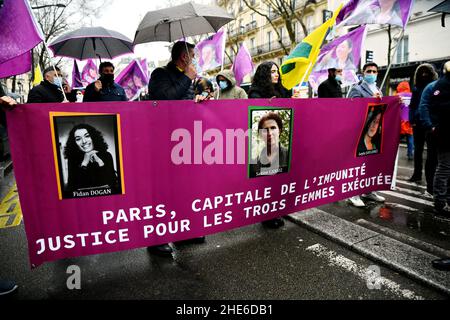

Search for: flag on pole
xmin=116 ymin=60 xmax=149 ymax=101
xmin=309 ymin=26 xmax=367 ymax=92
xmin=0 ymin=51 xmax=32 ymax=78
xmin=33 ymin=64 xmax=43 ymax=86
xmin=81 ymin=60 xmax=98 ymax=87
xmin=195 ymin=28 xmax=226 ymax=72
xmin=0 ymin=0 xmax=44 ymax=78
xmin=336 ymin=0 xmax=414 ymax=28
xmin=71 ymin=60 xmax=83 ymax=88
xmin=139 ymin=58 xmax=150 ymax=83
xmin=280 ymin=4 xmax=343 ymax=90
xmin=232 ymin=43 xmax=254 ymax=86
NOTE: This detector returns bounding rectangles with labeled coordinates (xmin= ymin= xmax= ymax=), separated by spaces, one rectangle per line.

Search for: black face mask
xmin=100 ymin=73 xmax=114 ymax=86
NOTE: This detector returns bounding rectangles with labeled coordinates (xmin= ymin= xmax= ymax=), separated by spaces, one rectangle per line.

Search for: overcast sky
xmin=95 ymin=0 xmax=215 ymax=64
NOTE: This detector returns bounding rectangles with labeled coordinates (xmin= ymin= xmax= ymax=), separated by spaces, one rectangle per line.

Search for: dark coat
xmin=147 ymin=61 xmax=194 ymax=100
xmin=428 ymin=76 xmax=450 ymax=151
xmin=27 ymin=80 xmax=76 ymax=103
xmin=317 ymin=77 xmax=343 ymax=98
xmin=83 ymin=82 xmax=127 ymax=102
xmin=248 ymin=84 xmax=290 ymax=99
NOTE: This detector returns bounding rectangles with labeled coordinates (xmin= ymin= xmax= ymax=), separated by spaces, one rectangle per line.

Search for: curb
xmin=287 ymin=208 xmax=450 ymax=296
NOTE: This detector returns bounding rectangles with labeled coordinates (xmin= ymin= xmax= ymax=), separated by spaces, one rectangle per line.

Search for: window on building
xmin=306 ymin=16 xmax=314 ymax=34
xmin=267 ymin=31 xmax=272 ymax=50
xmin=250 ymin=38 xmax=255 ymax=49
xmin=396 ymin=36 xmax=409 ymax=64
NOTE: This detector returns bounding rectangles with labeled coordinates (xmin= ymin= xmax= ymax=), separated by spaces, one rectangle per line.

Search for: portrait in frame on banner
xmin=50 ymin=113 xmax=124 ymax=200
xmin=248 ymin=107 xmax=293 ymax=178
xmin=356 ymin=103 xmax=387 ymax=157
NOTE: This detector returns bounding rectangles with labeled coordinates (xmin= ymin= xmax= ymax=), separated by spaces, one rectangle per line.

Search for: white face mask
xmin=52 ymin=76 xmax=63 ymax=87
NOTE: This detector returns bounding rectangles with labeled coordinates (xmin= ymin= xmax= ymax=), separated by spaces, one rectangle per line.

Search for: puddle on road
xmin=369 ymin=203 xmax=450 ymax=241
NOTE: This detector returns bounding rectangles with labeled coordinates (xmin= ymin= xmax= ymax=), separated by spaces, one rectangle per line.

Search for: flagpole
xmin=298 ymin=61 xmax=314 ymax=91
xmin=380 ymin=28 xmax=405 ymax=91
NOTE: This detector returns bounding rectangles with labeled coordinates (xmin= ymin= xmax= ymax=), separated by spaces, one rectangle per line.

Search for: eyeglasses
xmin=365 ymin=70 xmax=378 ymax=74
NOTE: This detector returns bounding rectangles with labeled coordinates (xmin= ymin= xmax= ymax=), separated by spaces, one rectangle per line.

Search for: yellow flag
xmin=33 ymin=65 xmax=43 ymax=86
xmin=280 ymin=4 xmax=343 ymax=90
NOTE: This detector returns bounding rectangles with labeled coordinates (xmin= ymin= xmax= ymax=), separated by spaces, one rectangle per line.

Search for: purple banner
xmin=195 ymin=28 xmax=226 ymax=72
xmin=116 ymin=60 xmax=148 ymax=100
xmin=0 ymin=51 xmax=32 ymax=78
xmin=336 ymin=0 xmax=414 ymax=28
xmin=71 ymin=60 xmax=83 ymax=88
xmin=80 ymin=59 xmax=98 ymax=87
xmin=0 ymin=0 xmax=43 ymax=65
xmin=309 ymin=26 xmax=367 ymax=91
xmin=7 ymin=97 xmax=400 ymax=267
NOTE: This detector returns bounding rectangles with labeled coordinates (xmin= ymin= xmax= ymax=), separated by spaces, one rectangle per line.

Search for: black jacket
xmin=83 ymin=81 xmax=127 ymax=102
xmin=147 ymin=61 xmax=194 ymax=100
xmin=429 ymin=76 xmax=450 ymax=151
xmin=248 ymin=84 xmax=290 ymax=99
xmin=318 ymin=77 xmax=343 ymax=98
xmin=27 ymin=80 xmax=76 ymax=103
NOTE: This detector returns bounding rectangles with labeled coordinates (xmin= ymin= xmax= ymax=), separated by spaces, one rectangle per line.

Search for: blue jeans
xmin=406 ymin=134 xmax=414 ymax=159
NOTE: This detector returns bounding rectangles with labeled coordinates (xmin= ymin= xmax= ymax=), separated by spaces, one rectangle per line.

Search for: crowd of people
xmin=1 ymin=40 xmax=449 ymax=296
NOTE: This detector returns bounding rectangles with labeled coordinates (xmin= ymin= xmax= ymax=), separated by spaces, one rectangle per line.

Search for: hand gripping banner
xmin=7 ymin=97 xmax=400 ymax=267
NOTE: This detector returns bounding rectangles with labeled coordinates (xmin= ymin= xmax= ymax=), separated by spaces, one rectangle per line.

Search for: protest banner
xmin=7 ymin=97 xmax=400 ymax=267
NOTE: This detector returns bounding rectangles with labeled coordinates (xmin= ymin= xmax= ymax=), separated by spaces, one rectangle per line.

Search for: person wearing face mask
xmin=27 ymin=66 xmax=76 ymax=103
xmin=317 ymin=68 xmax=343 ymax=98
xmin=214 ymin=69 xmax=248 ymax=100
xmin=146 ymin=41 xmax=205 ymax=257
xmin=147 ymin=41 xmax=197 ymax=101
xmin=347 ymin=62 xmax=386 ymax=208
xmin=83 ymin=62 xmax=127 ymax=102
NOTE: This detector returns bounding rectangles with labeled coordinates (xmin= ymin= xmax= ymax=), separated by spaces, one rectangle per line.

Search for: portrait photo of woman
xmin=249 ymin=109 xmax=292 ymax=178
xmin=52 ymin=114 xmax=123 ymax=199
xmin=356 ymin=104 xmax=387 ymax=157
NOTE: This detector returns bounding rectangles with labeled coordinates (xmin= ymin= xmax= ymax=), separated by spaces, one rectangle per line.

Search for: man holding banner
xmin=27 ymin=66 xmax=76 ymax=103
xmin=347 ymin=62 xmax=386 ymax=207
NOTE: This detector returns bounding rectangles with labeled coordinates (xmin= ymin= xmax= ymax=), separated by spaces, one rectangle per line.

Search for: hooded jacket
xmin=409 ymin=63 xmax=438 ymax=125
xmin=214 ymin=70 xmax=248 ymax=100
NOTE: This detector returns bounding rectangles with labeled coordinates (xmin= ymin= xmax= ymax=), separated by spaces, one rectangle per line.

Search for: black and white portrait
xmin=52 ymin=114 xmax=123 ymax=199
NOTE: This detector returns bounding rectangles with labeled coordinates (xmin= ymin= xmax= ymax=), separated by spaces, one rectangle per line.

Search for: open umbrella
xmin=428 ymin=0 xmax=450 ymax=27
xmin=48 ymin=27 xmax=134 ymax=60
xmin=133 ymin=2 xmax=234 ymax=45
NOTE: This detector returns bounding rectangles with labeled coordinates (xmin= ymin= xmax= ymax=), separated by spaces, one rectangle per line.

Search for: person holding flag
xmin=280 ymin=4 xmax=343 ymax=91
xmin=27 ymin=66 xmax=76 ymax=103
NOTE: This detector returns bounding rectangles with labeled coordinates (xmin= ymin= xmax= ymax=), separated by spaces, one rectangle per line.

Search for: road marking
xmin=397 ymin=179 xmax=427 ymax=190
xmin=385 ymin=202 xmax=419 ymax=212
xmin=306 ymin=243 xmax=424 ymax=300
xmin=378 ymin=190 xmax=434 ymax=207
xmin=0 ymin=184 xmax=22 ymax=229
xmin=398 ymin=166 xmax=414 ymax=171
xmin=393 ymin=186 xmax=432 ymax=199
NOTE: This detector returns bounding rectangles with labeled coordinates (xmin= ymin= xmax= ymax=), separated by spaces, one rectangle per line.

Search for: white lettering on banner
xmin=102 ymin=204 xmax=172 ymax=225
xmin=35 ymin=229 xmax=130 ymax=255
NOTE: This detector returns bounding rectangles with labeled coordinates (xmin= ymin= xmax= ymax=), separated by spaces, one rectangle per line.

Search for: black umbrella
xmin=428 ymin=0 xmax=450 ymax=27
xmin=133 ymin=2 xmax=234 ymax=44
xmin=48 ymin=27 xmax=135 ymax=60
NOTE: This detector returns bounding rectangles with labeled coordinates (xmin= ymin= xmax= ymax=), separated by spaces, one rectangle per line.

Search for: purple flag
xmin=81 ymin=60 xmax=98 ymax=87
xmin=71 ymin=60 xmax=83 ymax=88
xmin=309 ymin=26 xmax=367 ymax=91
xmin=139 ymin=58 xmax=150 ymax=83
xmin=116 ymin=60 xmax=148 ymax=100
xmin=0 ymin=51 xmax=32 ymax=78
xmin=232 ymin=43 xmax=254 ymax=86
xmin=336 ymin=0 xmax=414 ymax=28
xmin=195 ymin=28 xmax=226 ymax=72
xmin=0 ymin=0 xmax=43 ymax=77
